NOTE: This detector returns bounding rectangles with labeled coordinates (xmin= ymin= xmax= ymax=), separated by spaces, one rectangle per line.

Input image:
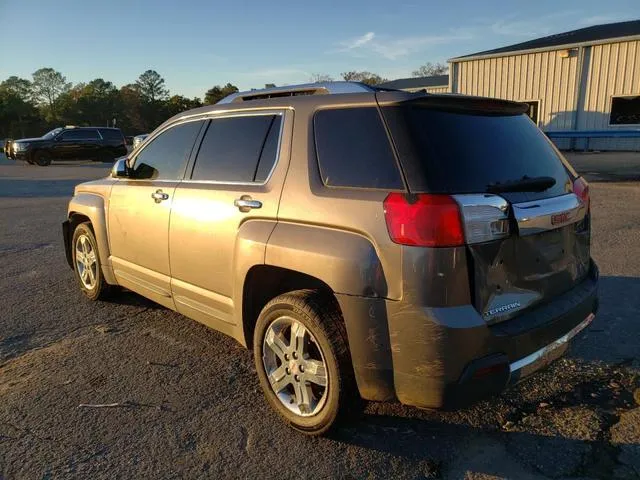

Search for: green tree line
xmin=0 ymin=68 xmax=239 ymax=138
xmin=1 ymin=63 xmax=447 ymax=139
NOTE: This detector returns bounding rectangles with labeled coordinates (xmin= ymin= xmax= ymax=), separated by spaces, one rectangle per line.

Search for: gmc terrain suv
xmin=6 ymin=126 xmax=127 ymax=165
xmin=62 ymin=82 xmax=598 ymax=435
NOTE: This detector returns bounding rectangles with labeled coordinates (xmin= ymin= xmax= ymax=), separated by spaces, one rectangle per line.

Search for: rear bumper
xmin=338 ymin=259 xmax=599 ymax=409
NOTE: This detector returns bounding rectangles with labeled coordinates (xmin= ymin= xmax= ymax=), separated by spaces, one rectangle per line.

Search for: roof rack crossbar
xmin=217 ymin=82 xmax=378 ymax=104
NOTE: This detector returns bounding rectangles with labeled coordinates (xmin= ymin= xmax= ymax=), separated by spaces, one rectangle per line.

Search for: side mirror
xmin=111 ymin=158 xmax=131 ymax=178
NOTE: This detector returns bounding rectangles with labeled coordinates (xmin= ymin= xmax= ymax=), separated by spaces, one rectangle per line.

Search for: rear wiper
xmin=486 ymin=176 xmax=556 ymax=193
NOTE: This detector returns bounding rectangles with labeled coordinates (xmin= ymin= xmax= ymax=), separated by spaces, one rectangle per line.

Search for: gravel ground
xmin=0 ymin=153 xmax=639 ymax=480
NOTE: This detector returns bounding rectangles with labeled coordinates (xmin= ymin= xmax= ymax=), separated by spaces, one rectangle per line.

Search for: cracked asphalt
xmin=0 ymin=153 xmax=639 ymax=479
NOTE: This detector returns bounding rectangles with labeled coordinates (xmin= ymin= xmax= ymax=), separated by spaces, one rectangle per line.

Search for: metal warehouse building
xmin=384 ymin=20 xmax=640 ymax=150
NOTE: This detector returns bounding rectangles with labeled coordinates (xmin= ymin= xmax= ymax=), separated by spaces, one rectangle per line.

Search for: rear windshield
xmin=382 ymin=105 xmax=571 ymax=199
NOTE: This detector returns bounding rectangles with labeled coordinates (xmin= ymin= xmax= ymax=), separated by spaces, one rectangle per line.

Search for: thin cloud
xmin=335 ymin=30 xmax=473 ymax=60
xmin=341 ymin=32 xmax=375 ymax=50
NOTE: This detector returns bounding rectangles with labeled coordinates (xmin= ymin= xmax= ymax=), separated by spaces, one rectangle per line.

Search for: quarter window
xmin=314 ymin=107 xmax=403 ymax=189
xmin=132 ymin=121 xmax=203 ymax=180
xmin=191 ymin=115 xmax=281 ymax=183
xmin=610 ymin=96 xmax=640 ymax=125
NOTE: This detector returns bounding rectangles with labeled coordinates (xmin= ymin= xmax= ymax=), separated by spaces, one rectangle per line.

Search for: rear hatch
xmin=379 ymin=93 xmax=591 ymax=323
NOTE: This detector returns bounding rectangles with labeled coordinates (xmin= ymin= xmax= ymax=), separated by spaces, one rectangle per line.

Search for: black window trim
xmin=183 ymin=110 xmax=286 ymax=186
xmin=127 ymin=117 xmax=209 ymax=183
xmin=312 ymin=104 xmax=408 ymax=192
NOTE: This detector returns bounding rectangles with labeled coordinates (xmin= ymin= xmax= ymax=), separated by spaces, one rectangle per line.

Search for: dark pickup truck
xmin=4 ymin=126 xmax=127 ymax=166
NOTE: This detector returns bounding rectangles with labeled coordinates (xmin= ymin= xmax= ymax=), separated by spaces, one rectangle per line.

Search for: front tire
xmin=72 ymin=222 xmax=113 ymax=301
xmin=33 ymin=150 xmax=52 ymax=166
xmin=253 ymin=289 xmax=359 ymax=436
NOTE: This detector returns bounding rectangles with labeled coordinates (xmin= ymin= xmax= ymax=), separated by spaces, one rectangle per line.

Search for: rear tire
xmin=33 ymin=150 xmax=51 ymax=166
xmin=72 ymin=222 xmax=113 ymax=301
xmin=253 ymin=289 xmax=360 ymax=436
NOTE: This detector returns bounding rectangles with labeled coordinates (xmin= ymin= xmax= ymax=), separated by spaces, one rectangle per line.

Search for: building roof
xmin=452 ymin=19 xmax=640 ymax=60
xmin=378 ymin=74 xmax=449 ymax=90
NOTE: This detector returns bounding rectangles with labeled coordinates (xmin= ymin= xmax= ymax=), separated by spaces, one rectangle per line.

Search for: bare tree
xmin=412 ymin=62 xmax=449 ymax=78
xmin=309 ymin=73 xmax=334 ymax=83
xmin=341 ymin=71 xmax=387 ymax=85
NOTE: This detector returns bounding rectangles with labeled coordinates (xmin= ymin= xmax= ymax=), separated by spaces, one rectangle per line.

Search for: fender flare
xmin=67 ymin=193 xmax=117 ymax=285
xmin=265 ymin=222 xmax=387 ymax=298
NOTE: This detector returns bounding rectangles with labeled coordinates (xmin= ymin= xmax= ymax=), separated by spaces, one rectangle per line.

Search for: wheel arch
xmin=241 ymin=265 xmax=335 ymax=348
xmin=66 ymin=193 xmax=116 ymax=285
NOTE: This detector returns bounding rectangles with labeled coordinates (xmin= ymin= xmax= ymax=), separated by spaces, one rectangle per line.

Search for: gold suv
xmin=63 ymin=82 xmax=598 ymax=435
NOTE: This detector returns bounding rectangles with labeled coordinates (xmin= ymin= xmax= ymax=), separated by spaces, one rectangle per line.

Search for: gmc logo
xmin=551 ymin=211 xmax=570 ymax=225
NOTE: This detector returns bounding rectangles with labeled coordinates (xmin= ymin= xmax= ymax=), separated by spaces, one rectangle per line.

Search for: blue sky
xmin=0 ymin=0 xmax=637 ymax=99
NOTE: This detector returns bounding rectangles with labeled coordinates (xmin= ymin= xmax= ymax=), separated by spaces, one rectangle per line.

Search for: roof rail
xmin=217 ymin=81 xmax=379 ymax=104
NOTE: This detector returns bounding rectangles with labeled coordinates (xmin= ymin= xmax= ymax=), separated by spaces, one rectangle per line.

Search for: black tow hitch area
xmin=62 ymin=220 xmax=73 ymax=268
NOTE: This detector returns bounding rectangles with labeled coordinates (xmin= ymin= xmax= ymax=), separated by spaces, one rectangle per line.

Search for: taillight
xmin=573 ymin=177 xmax=590 ymax=210
xmin=383 ymin=193 xmax=465 ymax=247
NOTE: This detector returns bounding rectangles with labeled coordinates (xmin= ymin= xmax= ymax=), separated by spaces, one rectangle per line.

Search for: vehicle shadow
xmin=103 ymin=289 xmax=165 ymax=310
xmin=327 ymin=274 xmax=640 ymax=477
xmin=334 ymin=410 xmax=625 ymax=479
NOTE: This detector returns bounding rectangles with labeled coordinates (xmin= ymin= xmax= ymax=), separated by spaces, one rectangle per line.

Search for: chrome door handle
xmin=151 ymin=190 xmax=169 ymax=203
xmin=234 ymin=197 xmax=262 ymax=212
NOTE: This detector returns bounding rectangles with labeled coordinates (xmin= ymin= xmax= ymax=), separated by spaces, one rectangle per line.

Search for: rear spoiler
xmin=377 ymin=92 xmax=529 ymax=116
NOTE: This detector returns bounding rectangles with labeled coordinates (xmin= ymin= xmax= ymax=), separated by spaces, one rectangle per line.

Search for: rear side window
xmin=191 ymin=115 xmax=280 ymax=183
xmin=132 ymin=120 xmax=203 ymax=180
xmin=382 ymin=105 xmax=571 ymax=198
xmin=99 ymin=129 xmax=124 ymax=142
xmin=62 ymin=129 xmax=99 ymax=140
xmin=314 ymin=108 xmax=403 ymax=189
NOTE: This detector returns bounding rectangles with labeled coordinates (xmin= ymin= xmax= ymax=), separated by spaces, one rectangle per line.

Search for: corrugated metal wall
xmin=425 ymin=85 xmax=449 ymax=93
xmin=451 ymin=39 xmax=640 ymax=151
xmin=580 ymin=40 xmax=640 ymax=150
xmin=453 ymin=50 xmax=579 ymax=131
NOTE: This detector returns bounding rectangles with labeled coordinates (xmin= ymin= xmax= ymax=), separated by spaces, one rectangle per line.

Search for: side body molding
xmin=67 ymin=193 xmax=117 ymax=285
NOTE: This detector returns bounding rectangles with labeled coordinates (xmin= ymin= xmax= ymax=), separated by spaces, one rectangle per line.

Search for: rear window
xmin=99 ymin=129 xmax=124 ymax=142
xmin=382 ymin=105 xmax=571 ymax=199
xmin=314 ymin=107 xmax=403 ymax=190
xmin=191 ymin=115 xmax=280 ymax=183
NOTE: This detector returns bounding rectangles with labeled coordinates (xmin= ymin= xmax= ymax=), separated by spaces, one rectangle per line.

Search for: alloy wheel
xmin=75 ymin=234 xmax=98 ymax=290
xmin=262 ymin=316 xmax=329 ymax=417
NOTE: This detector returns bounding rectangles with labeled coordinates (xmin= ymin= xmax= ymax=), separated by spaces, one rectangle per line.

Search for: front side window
xmin=43 ymin=128 xmax=63 ymax=139
xmin=191 ymin=115 xmax=281 ymax=183
xmin=132 ymin=121 xmax=204 ymax=180
xmin=610 ymin=96 xmax=640 ymax=125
